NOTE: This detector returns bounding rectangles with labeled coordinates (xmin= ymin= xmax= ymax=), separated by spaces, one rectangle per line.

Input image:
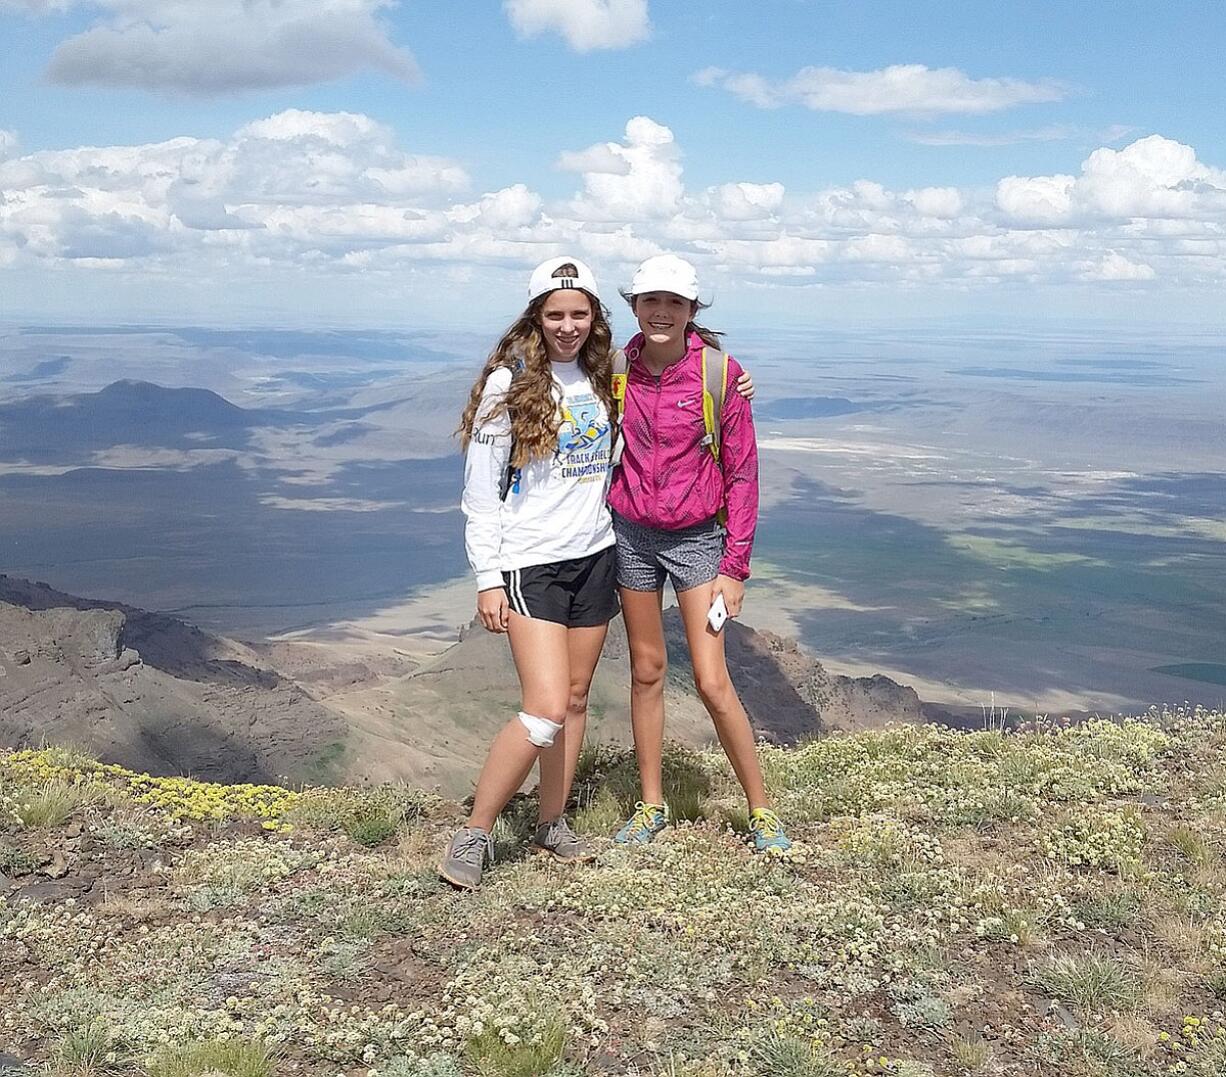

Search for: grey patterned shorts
xmin=612 ymin=510 xmax=725 ymax=593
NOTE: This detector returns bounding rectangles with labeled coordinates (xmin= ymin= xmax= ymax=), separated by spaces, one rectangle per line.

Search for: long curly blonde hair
xmin=458 ymin=271 xmax=616 ymax=467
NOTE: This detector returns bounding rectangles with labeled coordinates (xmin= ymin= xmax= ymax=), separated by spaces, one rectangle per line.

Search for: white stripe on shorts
xmin=509 ymin=568 xmax=527 ymax=616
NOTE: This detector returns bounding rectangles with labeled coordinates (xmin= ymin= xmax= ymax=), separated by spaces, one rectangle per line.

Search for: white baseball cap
xmin=627 ymin=254 xmax=700 ymax=301
xmin=528 ymin=256 xmax=600 ymax=302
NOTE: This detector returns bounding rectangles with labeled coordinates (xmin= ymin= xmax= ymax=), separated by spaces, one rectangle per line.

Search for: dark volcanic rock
xmin=661 ymin=612 xmax=921 ymax=742
xmin=0 ymin=575 xmax=348 ymax=785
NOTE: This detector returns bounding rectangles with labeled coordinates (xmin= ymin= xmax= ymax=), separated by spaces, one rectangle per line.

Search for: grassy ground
xmin=3 ymin=707 xmax=1226 ymax=1076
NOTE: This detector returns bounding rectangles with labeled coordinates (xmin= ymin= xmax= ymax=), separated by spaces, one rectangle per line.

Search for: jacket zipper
xmin=651 ymin=368 xmax=662 ymax=520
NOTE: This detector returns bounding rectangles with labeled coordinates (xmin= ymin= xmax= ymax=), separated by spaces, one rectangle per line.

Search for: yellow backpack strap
xmin=700 ymin=346 xmax=730 ymax=462
xmin=610 ymin=348 xmax=629 ymax=421
xmin=610 ymin=348 xmax=629 ymax=468
xmin=701 ymin=347 xmax=731 ymax=525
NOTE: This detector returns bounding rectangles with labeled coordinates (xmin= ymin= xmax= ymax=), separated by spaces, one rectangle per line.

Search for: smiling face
xmin=537 ymin=289 xmax=594 ymax=363
xmin=632 ymin=291 xmax=696 ymax=352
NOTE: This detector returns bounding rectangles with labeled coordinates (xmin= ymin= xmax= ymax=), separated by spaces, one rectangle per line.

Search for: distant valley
xmin=2 ymin=323 xmax=1224 ymax=719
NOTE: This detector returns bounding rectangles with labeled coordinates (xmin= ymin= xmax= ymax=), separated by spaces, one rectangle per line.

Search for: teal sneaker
xmin=613 ymin=801 xmax=669 ymax=845
xmin=748 ymin=807 xmax=792 ymax=854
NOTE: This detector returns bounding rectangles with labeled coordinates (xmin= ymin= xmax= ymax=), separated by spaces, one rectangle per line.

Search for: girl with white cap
xmin=609 ymin=254 xmax=792 ymax=854
xmin=441 ymin=256 xmax=621 ymax=889
xmin=440 ymin=256 xmax=758 ymax=888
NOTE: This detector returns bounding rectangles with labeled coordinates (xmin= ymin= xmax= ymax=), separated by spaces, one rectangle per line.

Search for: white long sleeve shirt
xmin=462 ymin=361 xmax=615 ymax=591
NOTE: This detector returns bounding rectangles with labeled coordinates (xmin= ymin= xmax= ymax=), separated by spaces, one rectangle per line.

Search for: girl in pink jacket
xmin=609 ymin=255 xmax=791 ymax=854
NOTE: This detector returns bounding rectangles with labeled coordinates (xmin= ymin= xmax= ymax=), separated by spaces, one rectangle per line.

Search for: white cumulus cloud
xmin=842 ymin=233 xmax=915 ymax=263
xmin=449 ymin=185 xmax=542 ymax=230
xmin=0 ymin=109 xmax=471 ymax=267
xmin=695 ymin=63 xmax=1065 ymax=115
xmin=711 ymin=182 xmax=786 ymax=221
xmin=906 ymin=186 xmax=963 ymax=219
xmin=236 ymin=110 xmax=391 ymax=144
xmin=996 ymin=174 xmax=1076 ymax=224
xmin=564 ymin=116 xmax=682 ymax=221
xmin=697 ymin=236 xmax=831 ymax=272
xmin=997 ymin=135 xmax=1226 ymax=226
xmin=224 ymin=110 xmax=468 ymax=205
xmin=1080 ymin=252 xmax=1157 ymax=281
xmin=29 ymin=0 xmax=417 ymax=95
xmin=2 ymin=118 xmax=1223 ymax=307
xmin=504 ymin=0 xmax=650 ymax=52
xmin=556 ymin=144 xmax=632 ymax=176
xmin=1077 ymin=135 xmax=1226 ymax=219
xmin=575 ymin=226 xmax=660 ymax=264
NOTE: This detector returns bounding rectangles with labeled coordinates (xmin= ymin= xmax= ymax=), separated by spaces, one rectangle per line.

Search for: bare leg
xmin=467 ymin=611 xmax=570 ymax=831
xmin=675 ymin=581 xmax=770 ymax=810
xmin=620 ymin=587 xmax=668 ymax=806
xmin=537 ymin=622 xmax=609 ymax=822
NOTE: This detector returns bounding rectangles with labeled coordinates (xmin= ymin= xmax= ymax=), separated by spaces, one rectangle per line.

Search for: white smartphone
xmin=707 ymin=591 xmax=728 ymax=633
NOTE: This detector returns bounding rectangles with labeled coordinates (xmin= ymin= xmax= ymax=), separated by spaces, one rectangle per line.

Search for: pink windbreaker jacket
xmin=607 ymin=331 xmax=760 ymax=581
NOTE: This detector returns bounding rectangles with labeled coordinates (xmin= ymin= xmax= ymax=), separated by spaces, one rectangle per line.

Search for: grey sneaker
xmin=532 ymin=817 xmax=595 ymax=862
xmin=439 ymin=826 xmax=493 ymax=890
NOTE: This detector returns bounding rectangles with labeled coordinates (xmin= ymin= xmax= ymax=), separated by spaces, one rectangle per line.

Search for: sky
xmin=1 ymin=0 xmax=1224 ymax=331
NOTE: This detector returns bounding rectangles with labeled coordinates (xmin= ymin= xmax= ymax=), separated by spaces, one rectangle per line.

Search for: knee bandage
xmin=517 ymin=711 xmax=563 ymax=748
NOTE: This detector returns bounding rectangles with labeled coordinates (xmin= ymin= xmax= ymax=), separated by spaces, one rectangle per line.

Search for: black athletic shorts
xmin=501 ymin=545 xmax=620 ymax=628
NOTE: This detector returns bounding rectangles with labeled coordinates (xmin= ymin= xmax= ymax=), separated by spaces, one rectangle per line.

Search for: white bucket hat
xmin=627 ymin=254 xmax=700 ymax=301
xmin=528 ymin=256 xmax=600 ymax=302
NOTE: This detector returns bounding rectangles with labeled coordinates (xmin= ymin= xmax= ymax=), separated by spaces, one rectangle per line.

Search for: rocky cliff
xmin=0 ymin=574 xmax=923 ymax=793
xmin=0 ymin=575 xmax=350 ymax=785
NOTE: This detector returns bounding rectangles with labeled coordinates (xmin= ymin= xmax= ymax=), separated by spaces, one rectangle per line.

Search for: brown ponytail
xmin=686 ymin=320 xmax=723 ymax=348
xmin=687 ymin=298 xmax=722 ymax=348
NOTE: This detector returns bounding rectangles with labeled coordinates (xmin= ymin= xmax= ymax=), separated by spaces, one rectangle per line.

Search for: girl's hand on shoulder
xmin=735 ymin=369 xmax=755 ymax=400
xmin=477 ymin=587 xmax=510 ymax=633
xmin=714 ymin=574 xmax=745 ymax=618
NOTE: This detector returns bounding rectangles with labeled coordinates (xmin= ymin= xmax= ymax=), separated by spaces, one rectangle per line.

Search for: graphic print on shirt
xmin=557 ymin=391 xmax=610 ymax=482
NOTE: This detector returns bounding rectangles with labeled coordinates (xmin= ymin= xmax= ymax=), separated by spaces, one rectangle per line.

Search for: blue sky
xmin=1 ymin=0 xmax=1224 ymax=330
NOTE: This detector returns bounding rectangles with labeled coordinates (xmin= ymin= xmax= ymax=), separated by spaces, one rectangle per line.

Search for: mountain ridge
xmin=0 ymin=574 xmax=923 ymax=794
xmin=0 ymin=379 xmax=312 ymax=462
